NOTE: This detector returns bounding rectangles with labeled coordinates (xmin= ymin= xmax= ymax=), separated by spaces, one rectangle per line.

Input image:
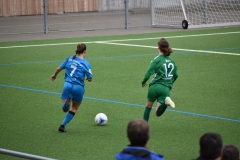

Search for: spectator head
xmin=222 ymin=144 xmax=239 ymax=160
xmin=127 ymin=119 xmax=150 ymax=147
xmin=199 ymin=132 xmax=223 ymax=160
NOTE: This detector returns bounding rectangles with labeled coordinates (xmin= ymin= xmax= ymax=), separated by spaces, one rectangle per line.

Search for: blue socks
xmin=62 ymin=111 xmax=75 ymax=126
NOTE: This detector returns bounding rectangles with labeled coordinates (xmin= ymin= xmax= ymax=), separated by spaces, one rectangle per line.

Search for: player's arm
xmin=85 ymin=67 xmax=93 ymax=82
xmin=173 ymin=65 xmax=178 ymax=83
xmin=170 ymin=65 xmax=178 ymax=91
xmin=51 ymin=57 xmax=68 ymax=82
xmin=141 ymin=61 xmax=157 ymax=87
xmin=51 ymin=66 xmax=63 ymax=82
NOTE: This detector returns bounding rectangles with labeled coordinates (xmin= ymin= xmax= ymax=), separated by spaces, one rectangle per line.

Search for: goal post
xmin=151 ymin=0 xmax=240 ymax=29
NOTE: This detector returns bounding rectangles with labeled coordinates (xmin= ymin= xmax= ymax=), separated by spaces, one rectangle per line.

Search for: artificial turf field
xmin=0 ymin=26 xmax=240 ymax=160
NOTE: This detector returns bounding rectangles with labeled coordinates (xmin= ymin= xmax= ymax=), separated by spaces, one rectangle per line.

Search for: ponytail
xmin=158 ymin=38 xmax=172 ymax=56
xmin=163 ymin=47 xmax=172 ymax=56
xmin=73 ymin=43 xmax=86 ymax=59
xmin=76 ymin=43 xmax=86 ymax=55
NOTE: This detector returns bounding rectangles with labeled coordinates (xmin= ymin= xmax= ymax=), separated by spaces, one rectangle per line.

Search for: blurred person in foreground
xmin=115 ymin=119 xmax=165 ymax=160
xmin=222 ymin=144 xmax=239 ymax=160
xmin=192 ymin=132 xmax=222 ymax=160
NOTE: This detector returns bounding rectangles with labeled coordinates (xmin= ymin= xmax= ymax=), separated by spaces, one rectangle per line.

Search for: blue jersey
xmin=60 ymin=56 xmax=93 ymax=86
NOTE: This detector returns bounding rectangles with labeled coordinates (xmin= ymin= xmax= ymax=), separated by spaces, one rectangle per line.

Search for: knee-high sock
xmin=143 ymin=107 xmax=152 ymax=122
xmin=62 ymin=111 xmax=75 ymax=126
xmin=156 ymin=104 xmax=167 ymax=117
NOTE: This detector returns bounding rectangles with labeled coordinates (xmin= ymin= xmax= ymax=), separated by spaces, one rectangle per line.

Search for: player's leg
xmin=155 ymin=85 xmax=170 ymax=117
xmin=61 ymin=82 xmax=72 ymax=112
xmin=155 ymin=102 xmax=167 ymax=117
xmin=155 ymin=96 xmax=175 ymax=117
xmin=58 ymin=84 xmax=84 ymax=132
xmin=143 ymin=85 xmax=157 ymax=122
xmin=62 ymin=97 xmax=71 ymax=112
xmin=143 ymin=100 xmax=154 ymax=122
xmin=59 ymin=100 xmax=81 ymax=132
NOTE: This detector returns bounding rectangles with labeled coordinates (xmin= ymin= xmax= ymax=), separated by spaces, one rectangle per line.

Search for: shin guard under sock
xmin=143 ymin=107 xmax=152 ymax=122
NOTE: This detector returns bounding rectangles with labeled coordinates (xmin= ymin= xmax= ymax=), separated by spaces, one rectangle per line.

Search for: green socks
xmin=143 ymin=104 xmax=168 ymax=121
xmin=156 ymin=104 xmax=167 ymax=117
xmin=143 ymin=107 xmax=152 ymax=122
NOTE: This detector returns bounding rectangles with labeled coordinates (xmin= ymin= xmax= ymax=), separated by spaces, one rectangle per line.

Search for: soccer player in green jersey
xmin=142 ymin=38 xmax=178 ymax=122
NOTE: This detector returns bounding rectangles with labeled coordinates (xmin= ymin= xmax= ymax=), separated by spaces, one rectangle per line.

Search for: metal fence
xmin=0 ymin=0 xmax=151 ymax=35
xmin=0 ymin=148 xmax=57 ymax=160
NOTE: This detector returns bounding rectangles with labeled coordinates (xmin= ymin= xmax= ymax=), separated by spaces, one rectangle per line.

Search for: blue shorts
xmin=61 ymin=82 xmax=85 ymax=102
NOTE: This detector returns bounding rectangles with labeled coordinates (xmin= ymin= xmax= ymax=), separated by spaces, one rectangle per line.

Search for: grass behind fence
xmin=0 ymin=26 xmax=240 ymax=160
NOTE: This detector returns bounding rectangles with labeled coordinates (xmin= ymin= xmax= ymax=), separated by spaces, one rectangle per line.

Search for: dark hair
xmin=222 ymin=145 xmax=239 ymax=160
xmin=158 ymin=38 xmax=172 ymax=56
xmin=199 ymin=132 xmax=223 ymax=160
xmin=127 ymin=119 xmax=150 ymax=147
xmin=73 ymin=43 xmax=86 ymax=59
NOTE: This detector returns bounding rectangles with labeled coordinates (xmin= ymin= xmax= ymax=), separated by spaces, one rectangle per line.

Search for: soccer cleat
xmin=62 ymin=97 xmax=71 ymax=112
xmin=58 ymin=125 xmax=66 ymax=132
xmin=65 ymin=96 xmax=71 ymax=107
xmin=165 ymin=97 xmax=175 ymax=108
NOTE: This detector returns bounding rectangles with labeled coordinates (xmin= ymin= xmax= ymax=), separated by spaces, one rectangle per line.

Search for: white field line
xmin=97 ymin=31 xmax=240 ymax=43
xmin=96 ymin=41 xmax=240 ymax=56
xmin=0 ymin=31 xmax=240 ymax=49
xmin=0 ymin=42 xmax=92 ymax=49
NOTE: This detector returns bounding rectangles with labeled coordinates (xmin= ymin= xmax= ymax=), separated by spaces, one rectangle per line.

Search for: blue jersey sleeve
xmin=83 ymin=61 xmax=93 ymax=79
xmin=60 ymin=56 xmax=71 ymax=69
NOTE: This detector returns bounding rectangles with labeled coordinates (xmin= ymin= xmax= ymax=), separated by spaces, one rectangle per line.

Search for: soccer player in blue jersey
xmin=142 ymin=38 xmax=178 ymax=122
xmin=51 ymin=43 xmax=93 ymax=132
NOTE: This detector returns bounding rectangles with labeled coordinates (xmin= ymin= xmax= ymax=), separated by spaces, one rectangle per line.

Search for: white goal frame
xmin=150 ymin=0 xmax=240 ymax=29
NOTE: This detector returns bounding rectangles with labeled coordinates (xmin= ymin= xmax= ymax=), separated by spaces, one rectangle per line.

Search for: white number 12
xmin=163 ymin=63 xmax=174 ymax=78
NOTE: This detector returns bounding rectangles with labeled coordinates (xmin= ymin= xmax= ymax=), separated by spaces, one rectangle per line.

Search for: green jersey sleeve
xmin=173 ymin=64 xmax=178 ymax=83
xmin=141 ymin=56 xmax=159 ymax=84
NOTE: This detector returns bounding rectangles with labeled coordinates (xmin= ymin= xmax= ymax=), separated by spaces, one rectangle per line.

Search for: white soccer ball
xmin=95 ymin=113 xmax=108 ymax=125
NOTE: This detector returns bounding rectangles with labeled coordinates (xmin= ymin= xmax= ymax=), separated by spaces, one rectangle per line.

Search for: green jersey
xmin=142 ymin=54 xmax=178 ymax=89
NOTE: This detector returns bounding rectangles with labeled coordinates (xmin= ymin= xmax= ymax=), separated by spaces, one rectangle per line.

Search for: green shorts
xmin=147 ymin=84 xmax=170 ymax=104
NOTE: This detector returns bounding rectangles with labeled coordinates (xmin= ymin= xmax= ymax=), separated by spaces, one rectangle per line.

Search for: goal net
xmin=151 ymin=0 xmax=240 ymax=29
